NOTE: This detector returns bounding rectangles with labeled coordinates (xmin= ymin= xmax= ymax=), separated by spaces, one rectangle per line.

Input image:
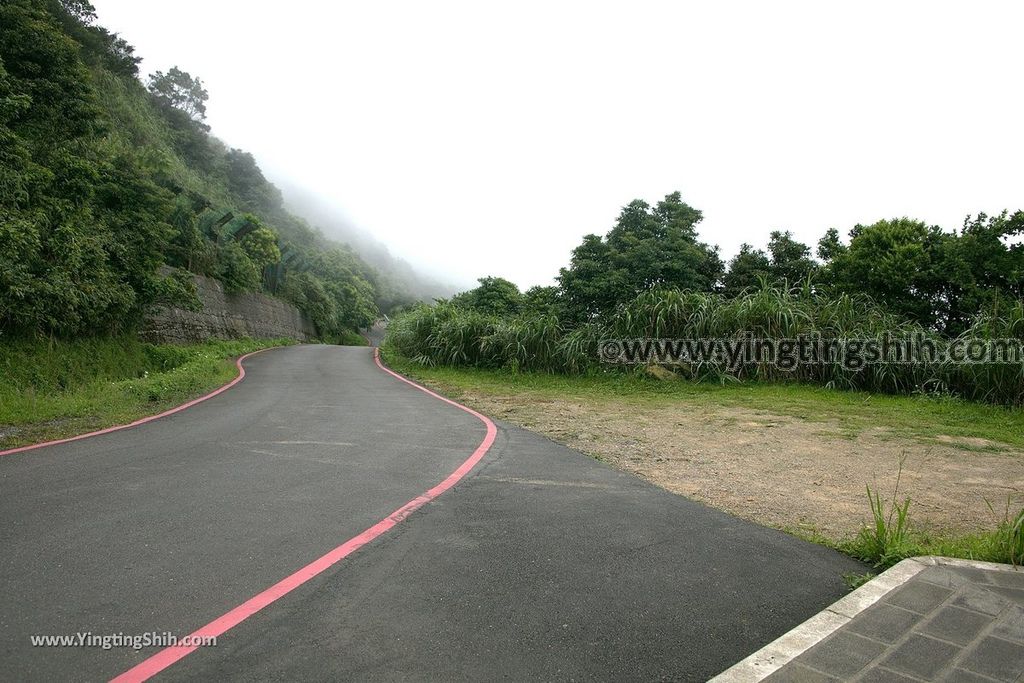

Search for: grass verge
xmin=0 ymin=336 xmax=296 ymax=449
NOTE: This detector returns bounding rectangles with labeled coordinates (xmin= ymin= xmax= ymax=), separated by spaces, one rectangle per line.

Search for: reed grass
xmin=386 ymin=286 xmax=1024 ymax=405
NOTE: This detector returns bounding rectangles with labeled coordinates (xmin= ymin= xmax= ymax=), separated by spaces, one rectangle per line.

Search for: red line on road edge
xmin=0 ymin=348 xmax=276 ymax=458
xmin=109 ymin=346 xmax=497 ymax=683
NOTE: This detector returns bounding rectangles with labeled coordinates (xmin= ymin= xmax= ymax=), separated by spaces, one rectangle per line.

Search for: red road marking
xmin=0 ymin=348 xmax=276 ymax=458
xmin=109 ymin=346 xmax=497 ymax=682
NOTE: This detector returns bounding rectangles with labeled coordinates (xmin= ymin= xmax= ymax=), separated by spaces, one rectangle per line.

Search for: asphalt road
xmin=0 ymin=343 xmax=864 ymax=681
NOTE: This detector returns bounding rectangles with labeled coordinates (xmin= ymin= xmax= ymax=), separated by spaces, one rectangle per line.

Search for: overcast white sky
xmin=92 ymin=1 xmax=1023 ymax=291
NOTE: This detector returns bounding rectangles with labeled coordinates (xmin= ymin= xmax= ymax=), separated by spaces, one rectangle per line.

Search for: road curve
xmin=0 ymin=344 xmax=864 ymax=681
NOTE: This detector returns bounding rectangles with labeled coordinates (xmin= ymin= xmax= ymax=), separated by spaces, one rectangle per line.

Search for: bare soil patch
xmin=453 ymin=392 xmax=1023 ymax=539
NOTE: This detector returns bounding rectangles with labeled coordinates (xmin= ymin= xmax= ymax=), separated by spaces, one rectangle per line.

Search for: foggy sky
xmin=91 ymin=1 xmax=1024 ymax=291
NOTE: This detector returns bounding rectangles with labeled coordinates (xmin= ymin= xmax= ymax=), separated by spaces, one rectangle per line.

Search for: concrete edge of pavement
xmin=709 ymin=555 xmax=1022 ymax=682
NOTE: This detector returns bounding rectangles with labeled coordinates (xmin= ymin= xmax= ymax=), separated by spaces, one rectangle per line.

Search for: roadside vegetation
xmin=336 ymin=330 xmax=370 ymax=347
xmin=387 ymin=192 xmax=1023 ymax=405
xmin=389 ymin=287 xmax=1024 ymax=405
xmin=0 ymin=336 xmax=293 ymax=449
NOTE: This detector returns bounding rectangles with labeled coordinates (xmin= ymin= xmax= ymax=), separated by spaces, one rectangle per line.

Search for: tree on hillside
xmin=165 ymin=197 xmax=213 ymax=273
xmin=50 ymin=0 xmax=139 ymax=76
xmin=0 ymin=2 xmax=103 ymax=145
xmin=940 ymin=211 xmax=1024 ymax=333
xmin=216 ymin=242 xmax=260 ymax=293
xmin=766 ymin=230 xmax=816 ymax=284
xmin=819 ymin=218 xmax=950 ymax=330
xmin=0 ymin=0 xmax=399 ymax=338
xmin=147 ymin=67 xmax=208 ymax=122
xmin=723 ymin=244 xmax=772 ymax=296
xmin=239 ymin=219 xmax=281 ymax=271
xmin=146 ymin=66 xmax=215 ymax=170
xmin=558 ymin=193 xmax=722 ymax=321
xmin=290 ymin=248 xmax=379 ymax=334
xmin=451 ymin=277 xmax=523 ymax=316
xmin=522 ymin=285 xmax=561 ymax=316
xmin=0 ymin=0 xmax=178 ymax=335
xmin=224 ymin=148 xmax=283 ymax=214
xmin=57 ymin=0 xmax=97 ymax=23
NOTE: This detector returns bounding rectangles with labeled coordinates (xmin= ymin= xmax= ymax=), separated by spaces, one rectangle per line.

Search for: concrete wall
xmin=142 ymin=273 xmax=315 ymax=344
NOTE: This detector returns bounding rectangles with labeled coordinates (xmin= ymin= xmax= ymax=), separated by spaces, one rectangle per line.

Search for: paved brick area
xmin=764 ymin=562 xmax=1024 ymax=682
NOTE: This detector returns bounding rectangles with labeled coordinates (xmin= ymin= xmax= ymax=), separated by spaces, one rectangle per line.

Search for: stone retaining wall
xmin=141 ymin=273 xmax=315 ymax=343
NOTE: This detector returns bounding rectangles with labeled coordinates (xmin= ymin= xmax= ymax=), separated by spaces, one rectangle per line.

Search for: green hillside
xmin=0 ymin=0 xmax=419 ymax=341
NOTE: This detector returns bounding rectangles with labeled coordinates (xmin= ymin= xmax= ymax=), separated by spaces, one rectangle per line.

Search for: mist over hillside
xmin=276 ymin=182 xmax=461 ymax=303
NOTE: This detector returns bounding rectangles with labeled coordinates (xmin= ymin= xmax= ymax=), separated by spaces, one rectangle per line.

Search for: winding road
xmin=0 ymin=342 xmax=863 ymax=681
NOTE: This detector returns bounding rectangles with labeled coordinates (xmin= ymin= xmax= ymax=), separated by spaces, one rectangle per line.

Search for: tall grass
xmin=385 ymin=287 xmax=1024 ymax=405
xmin=844 ymin=482 xmax=1024 ymax=570
xmin=990 ymin=501 xmax=1024 ymax=567
xmin=851 ymin=457 xmax=914 ymax=568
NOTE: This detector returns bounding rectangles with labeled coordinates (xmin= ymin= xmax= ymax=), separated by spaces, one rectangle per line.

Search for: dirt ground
xmin=450 ymin=392 xmax=1023 ymax=539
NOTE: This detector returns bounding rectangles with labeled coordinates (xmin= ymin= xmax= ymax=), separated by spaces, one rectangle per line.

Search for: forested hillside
xmin=0 ymin=0 xmax=425 ymax=341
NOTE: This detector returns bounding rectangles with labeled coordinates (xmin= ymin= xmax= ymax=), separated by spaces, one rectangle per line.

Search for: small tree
xmin=239 ymin=222 xmax=281 ymax=271
xmin=216 ymin=242 xmax=260 ymax=293
xmin=451 ymin=277 xmax=523 ymax=315
xmin=147 ymin=67 xmax=208 ymax=121
xmin=522 ymin=285 xmax=561 ymax=316
xmin=558 ymin=193 xmax=722 ymax=320
xmin=723 ymin=244 xmax=771 ymax=296
xmin=766 ymin=230 xmax=817 ymax=285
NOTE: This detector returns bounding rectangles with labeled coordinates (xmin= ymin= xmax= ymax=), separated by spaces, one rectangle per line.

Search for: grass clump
xmin=843 ymin=457 xmax=915 ymax=567
xmin=841 ymin=471 xmax=1024 ymax=570
xmin=990 ymin=504 xmax=1024 ymax=567
xmin=842 ymin=572 xmax=877 ymax=590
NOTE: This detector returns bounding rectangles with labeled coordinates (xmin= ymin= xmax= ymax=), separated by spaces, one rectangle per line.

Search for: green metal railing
xmin=196 ymin=206 xmax=306 ymax=292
